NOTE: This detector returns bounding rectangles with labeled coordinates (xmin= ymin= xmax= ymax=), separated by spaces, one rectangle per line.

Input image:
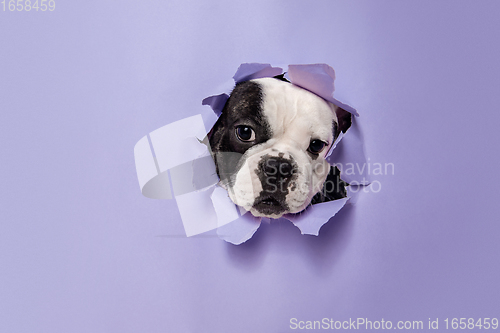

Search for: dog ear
xmin=272 ymin=73 xmax=290 ymax=83
xmin=208 ymin=114 xmax=226 ymax=153
xmin=335 ymin=106 xmax=352 ymax=134
xmin=207 ymin=115 xmax=228 ymax=178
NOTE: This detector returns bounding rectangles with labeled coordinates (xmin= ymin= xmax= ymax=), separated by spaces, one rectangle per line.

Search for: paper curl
xmin=134 ymin=63 xmax=369 ymax=244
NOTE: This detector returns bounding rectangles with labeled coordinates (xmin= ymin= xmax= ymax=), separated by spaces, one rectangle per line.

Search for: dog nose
xmin=262 ymin=158 xmax=294 ymax=178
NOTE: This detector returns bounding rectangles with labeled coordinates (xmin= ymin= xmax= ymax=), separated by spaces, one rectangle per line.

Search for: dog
xmin=208 ymin=75 xmax=351 ymax=219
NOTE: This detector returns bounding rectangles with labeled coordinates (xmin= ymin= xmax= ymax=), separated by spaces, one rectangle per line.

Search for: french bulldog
xmin=209 ymin=75 xmax=351 ymax=219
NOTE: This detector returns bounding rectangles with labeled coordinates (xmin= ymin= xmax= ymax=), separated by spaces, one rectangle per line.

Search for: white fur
xmin=228 ymin=78 xmax=337 ymax=218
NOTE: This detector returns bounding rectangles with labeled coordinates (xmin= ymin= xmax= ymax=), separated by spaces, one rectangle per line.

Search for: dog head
xmin=209 ymin=77 xmax=350 ymax=218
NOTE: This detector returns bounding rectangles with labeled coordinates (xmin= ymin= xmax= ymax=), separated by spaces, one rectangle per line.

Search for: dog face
xmin=209 ymin=77 xmax=345 ymax=218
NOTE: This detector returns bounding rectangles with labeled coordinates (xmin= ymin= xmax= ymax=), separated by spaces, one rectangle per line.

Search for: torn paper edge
xmin=134 ymin=63 xmax=369 ymax=244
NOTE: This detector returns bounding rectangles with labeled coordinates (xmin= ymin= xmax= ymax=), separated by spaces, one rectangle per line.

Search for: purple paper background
xmin=1 ymin=1 xmax=499 ymax=332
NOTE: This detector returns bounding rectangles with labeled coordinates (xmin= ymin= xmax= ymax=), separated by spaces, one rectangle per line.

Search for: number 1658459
xmin=2 ymin=0 xmax=55 ymax=11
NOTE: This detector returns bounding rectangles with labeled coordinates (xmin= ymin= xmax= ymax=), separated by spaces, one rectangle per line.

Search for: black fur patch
xmin=310 ymin=166 xmax=348 ymax=204
xmin=273 ymin=73 xmax=290 ymax=83
xmin=208 ymin=81 xmax=271 ymax=185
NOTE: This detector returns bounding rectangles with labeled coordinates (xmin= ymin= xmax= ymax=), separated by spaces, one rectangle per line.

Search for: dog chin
xmin=250 ymin=209 xmax=284 ymax=219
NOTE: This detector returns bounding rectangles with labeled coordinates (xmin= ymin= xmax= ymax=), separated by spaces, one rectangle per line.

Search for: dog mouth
xmin=259 ymin=197 xmax=281 ymax=206
xmin=252 ymin=196 xmax=287 ymax=216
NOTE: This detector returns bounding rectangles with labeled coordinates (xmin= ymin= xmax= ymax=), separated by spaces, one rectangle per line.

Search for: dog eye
xmin=235 ymin=125 xmax=256 ymax=142
xmin=308 ymin=140 xmax=327 ymax=154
